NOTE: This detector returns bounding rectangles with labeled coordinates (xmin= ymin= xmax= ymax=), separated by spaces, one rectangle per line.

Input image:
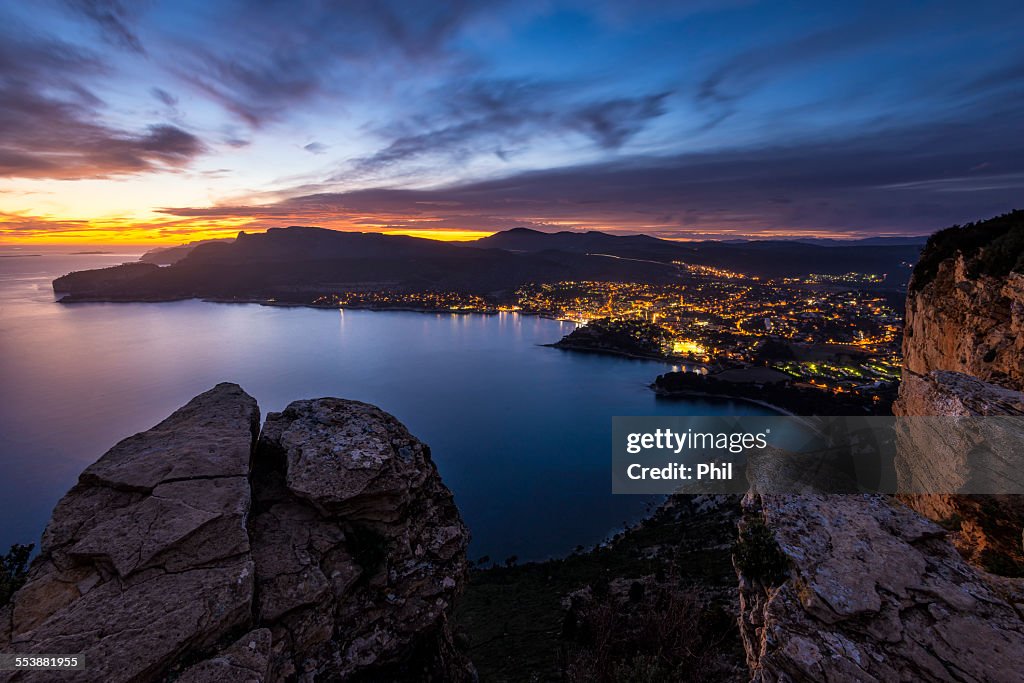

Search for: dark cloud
xmin=343 ymin=80 xmax=671 ymax=177
xmin=573 ymin=92 xmax=671 ymax=148
xmin=135 ymin=125 xmax=204 ymax=159
xmin=693 ymin=11 xmax=945 ymax=126
xmin=150 ymin=87 xmax=178 ymax=107
xmin=63 ymin=0 xmax=144 ymax=53
xmin=303 ymin=142 xmax=328 ymax=155
xmin=171 ymin=0 xmax=495 ymax=127
xmin=696 ymin=22 xmax=877 ymax=106
xmin=161 ymin=108 xmax=1024 ymax=236
xmin=0 ymin=31 xmax=205 ymax=178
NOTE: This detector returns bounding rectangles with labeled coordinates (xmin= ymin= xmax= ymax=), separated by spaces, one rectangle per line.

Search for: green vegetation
xmin=455 ymin=499 xmax=745 ymax=682
xmin=732 ymin=518 xmax=788 ymax=586
xmin=555 ymin=317 xmax=674 ymax=358
xmin=911 ymin=210 xmax=1024 ymax=292
xmin=0 ymin=543 xmax=33 ymax=608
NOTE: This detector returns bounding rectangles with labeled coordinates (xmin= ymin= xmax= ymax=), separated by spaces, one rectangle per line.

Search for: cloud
xmin=572 ymin=92 xmax=671 ymax=148
xmin=63 ymin=0 xmax=145 ymax=53
xmin=160 ymin=108 xmax=1024 ymax=237
xmin=0 ymin=31 xmax=205 ymax=179
xmin=342 ymin=79 xmax=671 ymax=177
xmin=692 ymin=11 xmax=946 ymax=123
xmin=151 ymin=87 xmax=178 ymax=107
xmin=168 ymin=0 xmax=496 ymax=128
xmin=303 ymin=142 xmax=328 ymax=155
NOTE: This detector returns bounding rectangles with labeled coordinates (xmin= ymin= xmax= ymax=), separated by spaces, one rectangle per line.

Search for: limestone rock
xmin=738 ymin=493 xmax=1024 ymax=683
xmin=896 ymin=370 xmax=1024 ymax=418
xmin=901 ymin=257 xmax=1023 ymax=391
xmin=738 ymin=220 xmax=1024 ymax=682
xmin=893 ymin=371 xmax=1024 ymax=497
xmin=895 ymin=240 xmax=1024 ymax=573
xmin=1 ymin=382 xmax=259 ymax=683
xmin=252 ymin=398 xmax=471 ymax=680
xmin=0 ymin=386 xmax=473 ymax=682
xmin=177 ymin=629 xmax=273 ymax=683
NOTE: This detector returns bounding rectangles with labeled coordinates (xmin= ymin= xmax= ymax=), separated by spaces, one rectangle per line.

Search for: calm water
xmin=0 ymin=247 xmax=770 ymax=561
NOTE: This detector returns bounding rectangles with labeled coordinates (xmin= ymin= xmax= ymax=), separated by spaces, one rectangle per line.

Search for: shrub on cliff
xmin=911 ymin=210 xmax=1024 ymax=292
xmin=0 ymin=543 xmax=33 ymax=608
xmin=733 ymin=519 xmax=788 ymax=585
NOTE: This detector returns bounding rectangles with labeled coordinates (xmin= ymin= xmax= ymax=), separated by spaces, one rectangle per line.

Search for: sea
xmin=0 ymin=246 xmax=772 ymax=561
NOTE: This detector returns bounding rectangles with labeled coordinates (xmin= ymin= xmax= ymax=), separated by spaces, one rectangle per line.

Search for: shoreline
xmin=651 ymin=385 xmax=798 ymax=416
xmin=56 ymin=293 xmax=512 ymax=315
xmin=53 ymin=293 xmax=597 ymax=327
xmin=54 ymin=294 xmax=790 ymax=416
xmin=542 ymin=340 xmax=715 ymax=370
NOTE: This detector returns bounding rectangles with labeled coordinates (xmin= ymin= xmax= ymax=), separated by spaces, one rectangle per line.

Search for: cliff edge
xmin=895 ymin=211 xmax=1024 ymax=571
xmin=900 ymin=210 xmax=1024 ymax=389
xmin=0 ymin=384 xmax=472 ymax=682
xmin=738 ymin=211 xmax=1024 ymax=682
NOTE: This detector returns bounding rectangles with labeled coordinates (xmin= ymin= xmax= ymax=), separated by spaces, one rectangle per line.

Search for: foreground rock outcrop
xmin=250 ymin=399 xmax=471 ymax=680
xmin=738 ymin=494 xmax=1024 ymax=683
xmin=0 ymin=384 xmax=472 ymax=682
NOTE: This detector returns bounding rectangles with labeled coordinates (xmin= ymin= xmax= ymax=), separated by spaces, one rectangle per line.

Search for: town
xmin=310 ymin=262 xmax=905 ymax=406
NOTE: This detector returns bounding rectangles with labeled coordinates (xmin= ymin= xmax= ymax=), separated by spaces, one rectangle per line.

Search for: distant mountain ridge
xmin=470 ymin=227 xmax=690 ymax=255
xmin=53 ymin=224 xmax=924 ymax=303
xmin=472 ymin=226 xmax=927 ymax=249
xmin=138 ymin=226 xmax=927 ymax=266
xmin=140 ymin=237 xmax=234 ymax=265
xmin=469 ymin=226 xmax=923 ymax=284
xmin=53 ymin=227 xmax=680 ymax=302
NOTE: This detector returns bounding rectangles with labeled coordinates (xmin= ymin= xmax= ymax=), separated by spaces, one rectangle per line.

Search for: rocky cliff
xmin=894 ymin=212 xmax=1024 ymax=572
xmin=0 ymin=384 xmax=472 ymax=682
xmin=737 ymin=494 xmax=1024 ymax=682
xmin=738 ymin=212 xmax=1024 ymax=682
xmin=900 ymin=211 xmax=1024 ymax=390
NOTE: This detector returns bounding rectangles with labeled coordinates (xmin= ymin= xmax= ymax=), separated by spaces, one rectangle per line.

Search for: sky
xmin=1 ymin=0 xmax=1022 ymax=244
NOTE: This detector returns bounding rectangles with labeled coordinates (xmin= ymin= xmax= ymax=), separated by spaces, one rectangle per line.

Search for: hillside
xmin=471 ymin=227 xmax=922 ymax=284
xmin=53 ymin=227 xmax=679 ymax=302
xmin=54 ymin=225 xmax=922 ymax=303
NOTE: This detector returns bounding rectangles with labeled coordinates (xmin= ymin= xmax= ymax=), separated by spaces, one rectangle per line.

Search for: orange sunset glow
xmin=1 ymin=0 xmax=1019 ymax=248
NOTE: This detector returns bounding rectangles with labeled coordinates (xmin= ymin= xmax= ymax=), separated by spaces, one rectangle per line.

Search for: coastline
xmin=55 ymin=293 xmax=502 ymax=313
xmin=54 ymin=292 xmax=592 ymax=325
xmin=542 ymin=340 xmax=709 ymax=368
xmin=53 ymin=292 xmax=793 ymax=418
xmin=650 ymin=385 xmax=798 ymax=416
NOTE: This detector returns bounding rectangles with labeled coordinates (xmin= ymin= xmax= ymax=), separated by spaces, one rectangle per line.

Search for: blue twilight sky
xmin=1 ymin=0 xmax=1022 ymax=242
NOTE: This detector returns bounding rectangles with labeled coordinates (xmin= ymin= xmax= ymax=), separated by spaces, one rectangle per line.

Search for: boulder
xmin=0 ymin=385 xmax=473 ymax=682
xmin=250 ymin=398 xmax=471 ymax=680
xmin=2 ymin=382 xmax=258 ymax=682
